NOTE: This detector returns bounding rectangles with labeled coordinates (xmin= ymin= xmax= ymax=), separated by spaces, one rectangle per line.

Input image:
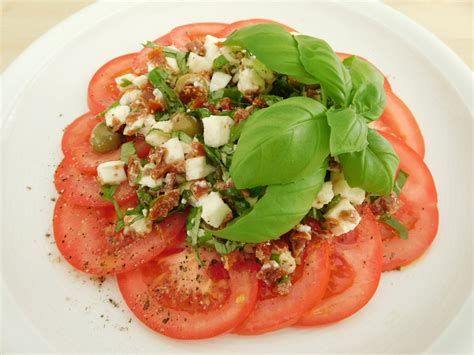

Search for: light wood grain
xmin=1 ymin=0 xmax=472 ymax=72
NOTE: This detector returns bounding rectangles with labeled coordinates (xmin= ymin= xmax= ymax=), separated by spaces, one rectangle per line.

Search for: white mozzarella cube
xmin=210 ymin=72 xmax=232 ymax=92
xmin=115 ymin=73 xmax=137 ymax=91
xmin=145 ymin=129 xmax=169 ymax=147
xmin=185 ymin=156 xmax=214 ymax=180
xmin=295 ymin=224 xmax=311 ymax=234
xmin=97 ymin=161 xmax=127 ymax=185
xmin=278 ymin=250 xmax=296 ymax=274
xmin=152 ymin=120 xmax=173 ymax=133
xmin=152 ymin=88 xmax=164 ymax=101
xmin=139 ymin=114 xmax=157 ymax=136
xmin=188 ymin=52 xmax=213 ymax=73
xmin=204 ymin=35 xmax=222 ymax=61
xmin=105 ymin=105 xmax=130 ymax=131
xmin=237 ymin=68 xmax=265 ymax=94
xmin=123 ymin=116 xmax=145 ymax=136
xmin=139 ymin=175 xmax=163 ymax=189
xmin=132 ymin=75 xmax=148 ymax=88
xmin=162 ymin=137 xmax=185 ymax=164
xmin=165 ymin=56 xmax=180 ymax=73
xmin=124 ymin=215 xmax=152 ymax=236
xmin=202 ymin=115 xmax=234 ymax=148
xmin=197 ymin=192 xmax=232 ymax=228
xmin=331 ymin=172 xmax=365 ymax=205
xmin=324 ymin=198 xmax=361 ymax=236
xmin=181 ymin=141 xmax=192 ymax=155
xmin=119 ymin=89 xmax=142 ymax=105
xmin=312 ymin=181 xmax=335 ymax=209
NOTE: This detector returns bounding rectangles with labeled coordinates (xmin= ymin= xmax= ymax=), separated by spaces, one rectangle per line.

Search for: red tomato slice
xmin=87 ymin=53 xmax=137 ymax=114
xmin=297 ymin=207 xmax=382 ymax=326
xmin=233 ymin=241 xmax=330 ymax=335
xmin=169 ymin=22 xmax=228 ymax=50
xmin=373 ymin=91 xmax=426 ymax=158
xmin=336 ymin=52 xmax=392 ymax=92
xmin=62 ymin=112 xmax=121 ymax=174
xmin=378 ymin=132 xmax=438 ymax=271
xmin=117 ymin=249 xmax=259 ymax=339
xmin=132 ymin=33 xmax=172 ymax=74
xmin=54 ymin=158 xmax=136 ymax=208
xmin=217 ymin=19 xmax=296 ymax=37
xmin=53 ymin=196 xmax=186 ymax=275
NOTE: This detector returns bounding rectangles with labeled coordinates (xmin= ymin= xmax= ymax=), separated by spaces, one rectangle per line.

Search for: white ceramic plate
xmin=1 ymin=1 xmax=472 ymax=353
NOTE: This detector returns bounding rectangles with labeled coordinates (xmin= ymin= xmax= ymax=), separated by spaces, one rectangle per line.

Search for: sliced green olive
xmin=174 ymin=74 xmax=209 ymax=95
xmin=171 ymin=113 xmax=203 ymax=137
xmin=90 ymin=122 xmax=121 ymax=153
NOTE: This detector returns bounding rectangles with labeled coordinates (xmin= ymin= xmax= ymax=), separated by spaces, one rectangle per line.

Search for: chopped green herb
xmin=270 ymin=253 xmax=280 ymax=263
xmin=100 ymin=185 xmax=124 ymax=231
xmin=120 ymin=142 xmax=136 ymax=163
xmin=204 ymin=145 xmax=223 ymax=166
xmin=278 ymin=275 xmax=290 ymax=284
xmin=96 ymin=102 xmax=120 ymax=118
xmin=212 ymin=55 xmax=229 ymax=70
xmin=186 ymin=207 xmax=202 ymax=245
xmin=394 ymin=170 xmax=409 ymax=196
xmin=148 ymin=68 xmax=183 ymax=110
xmin=381 ymin=214 xmax=409 ymax=239
xmin=119 ymin=78 xmax=133 ymax=88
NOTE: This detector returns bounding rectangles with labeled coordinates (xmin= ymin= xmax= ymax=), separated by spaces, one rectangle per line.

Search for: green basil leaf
xmin=120 ymin=142 xmax=136 ymax=163
xmin=213 ymin=55 xmax=229 ymax=70
xmin=213 ymin=159 xmax=327 ymax=242
xmin=343 ymin=56 xmax=386 ymax=121
xmin=339 ymin=129 xmax=399 ymax=195
xmin=393 ymin=169 xmax=409 ymax=196
xmin=381 ymin=214 xmax=408 ymax=239
xmin=148 ymin=68 xmax=183 ymax=109
xmin=294 ymin=35 xmax=352 ymax=107
xmin=230 ymin=97 xmax=329 ymax=188
xmin=224 ymin=24 xmax=315 ymax=84
xmin=212 ymin=239 xmax=245 ymax=255
xmin=327 ymin=107 xmax=368 ymax=155
xmin=185 ymin=206 xmax=202 ymax=246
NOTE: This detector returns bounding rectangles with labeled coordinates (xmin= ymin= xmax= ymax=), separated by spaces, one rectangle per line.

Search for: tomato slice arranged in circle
xmin=377 ymin=132 xmax=438 ymax=271
xmin=87 ymin=53 xmax=137 ymax=114
xmin=373 ymin=91 xmax=426 ymax=158
xmin=169 ymin=22 xmax=228 ymax=50
xmin=234 ymin=241 xmax=330 ymax=335
xmin=217 ymin=19 xmax=296 ymax=38
xmin=132 ymin=33 xmax=172 ymax=74
xmin=297 ymin=207 xmax=382 ymax=326
xmin=54 ymin=159 xmax=136 ymax=208
xmin=53 ymin=196 xmax=186 ymax=275
xmin=117 ymin=248 xmax=259 ymax=339
xmin=336 ymin=52 xmax=392 ymax=92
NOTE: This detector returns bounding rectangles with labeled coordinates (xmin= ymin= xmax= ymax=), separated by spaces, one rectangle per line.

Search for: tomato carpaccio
xmin=52 ymin=19 xmax=438 ymax=340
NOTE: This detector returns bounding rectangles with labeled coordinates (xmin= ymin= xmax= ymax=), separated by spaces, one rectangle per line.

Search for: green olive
xmin=90 ymin=122 xmax=122 ymax=153
xmin=174 ymin=74 xmax=209 ymax=95
xmin=171 ymin=113 xmax=203 ymax=137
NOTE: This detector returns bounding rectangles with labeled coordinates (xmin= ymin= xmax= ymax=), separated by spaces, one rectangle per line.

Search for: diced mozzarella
xmin=105 ymin=105 xmax=130 ymax=131
xmin=204 ymin=35 xmax=221 ymax=61
xmin=123 ymin=116 xmax=145 ymax=136
xmin=165 ymin=57 xmax=180 ymax=73
xmin=132 ymin=75 xmax=148 ymax=88
xmin=202 ymin=115 xmax=234 ymax=148
xmin=324 ymin=198 xmax=361 ymax=236
xmin=210 ymin=72 xmax=232 ymax=92
xmin=119 ymin=89 xmax=142 ymax=105
xmin=188 ymin=52 xmax=213 ymax=73
xmin=197 ymin=191 xmax=232 ymax=228
xmin=145 ymin=129 xmax=169 ymax=147
xmin=124 ymin=215 xmax=152 ymax=236
xmin=237 ymin=68 xmax=265 ymax=94
xmin=97 ymin=161 xmax=127 ymax=185
xmin=152 ymin=120 xmax=173 ymax=133
xmin=331 ymin=172 xmax=366 ymax=205
xmin=220 ymin=46 xmax=240 ymax=65
xmin=162 ymin=137 xmax=185 ymax=164
xmin=295 ymin=224 xmax=311 ymax=234
xmin=152 ymin=88 xmax=164 ymax=101
xmin=181 ymin=141 xmax=192 ymax=155
xmin=185 ymin=156 xmax=214 ymax=180
xmin=139 ymin=175 xmax=162 ymax=189
xmin=312 ymin=181 xmax=335 ymax=209
xmin=278 ymin=250 xmax=296 ymax=274
xmin=139 ymin=114 xmax=157 ymax=136
xmin=115 ymin=73 xmax=137 ymax=91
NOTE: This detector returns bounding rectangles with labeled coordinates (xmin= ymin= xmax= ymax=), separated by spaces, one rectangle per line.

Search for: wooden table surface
xmin=1 ymin=0 xmax=472 ymax=72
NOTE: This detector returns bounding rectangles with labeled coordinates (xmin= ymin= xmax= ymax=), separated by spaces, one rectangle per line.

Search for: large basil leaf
xmin=339 ymin=129 xmax=399 ymax=195
xmin=294 ymin=35 xmax=352 ymax=107
xmin=343 ymin=56 xmax=386 ymax=121
xmin=230 ymin=97 xmax=329 ymax=189
xmin=327 ymin=107 xmax=368 ymax=155
xmin=224 ymin=24 xmax=315 ymax=84
xmin=213 ymin=160 xmax=327 ymax=242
